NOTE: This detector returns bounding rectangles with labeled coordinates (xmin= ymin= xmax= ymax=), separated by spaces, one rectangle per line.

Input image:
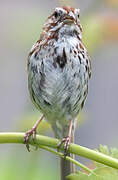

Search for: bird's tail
xmin=52 ymin=122 xmax=74 ymax=180
xmin=60 ymin=152 xmax=71 ymax=180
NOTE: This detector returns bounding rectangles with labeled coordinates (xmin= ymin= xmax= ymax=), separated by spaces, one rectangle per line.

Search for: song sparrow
xmin=24 ymin=6 xmax=91 ymax=179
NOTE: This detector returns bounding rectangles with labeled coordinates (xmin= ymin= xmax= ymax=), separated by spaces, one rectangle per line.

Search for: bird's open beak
xmin=63 ymin=15 xmax=75 ymax=25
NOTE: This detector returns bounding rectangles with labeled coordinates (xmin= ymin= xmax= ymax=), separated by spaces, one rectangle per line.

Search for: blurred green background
xmin=0 ymin=0 xmax=118 ymax=179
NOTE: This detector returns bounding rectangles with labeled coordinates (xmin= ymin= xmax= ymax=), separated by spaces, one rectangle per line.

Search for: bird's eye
xmin=77 ymin=14 xmax=80 ymax=18
xmin=54 ymin=11 xmax=59 ymax=18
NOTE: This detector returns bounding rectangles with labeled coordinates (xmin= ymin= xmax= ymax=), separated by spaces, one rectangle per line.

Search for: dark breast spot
xmin=34 ymin=51 xmax=40 ymax=60
xmin=74 ymin=50 xmax=77 ymax=54
xmin=78 ymin=55 xmax=82 ymax=64
xmin=82 ymin=52 xmax=85 ymax=58
xmin=86 ymin=59 xmax=88 ymax=64
xmin=76 ymin=44 xmax=79 ymax=50
xmin=54 ymin=48 xmax=67 ymax=68
xmin=85 ymin=65 xmax=88 ymax=72
xmin=34 ymin=51 xmax=38 ymax=58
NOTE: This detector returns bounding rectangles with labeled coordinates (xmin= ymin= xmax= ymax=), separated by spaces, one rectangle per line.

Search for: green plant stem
xmin=38 ymin=145 xmax=94 ymax=174
xmin=0 ymin=132 xmax=118 ymax=171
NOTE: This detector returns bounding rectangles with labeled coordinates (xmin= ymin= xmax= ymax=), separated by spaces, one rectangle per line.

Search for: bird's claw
xmin=57 ymin=136 xmax=70 ymax=156
xmin=24 ymin=127 xmax=37 ymax=152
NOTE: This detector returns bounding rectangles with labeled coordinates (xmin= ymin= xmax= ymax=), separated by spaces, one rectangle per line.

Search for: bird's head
xmin=43 ymin=6 xmax=82 ymax=38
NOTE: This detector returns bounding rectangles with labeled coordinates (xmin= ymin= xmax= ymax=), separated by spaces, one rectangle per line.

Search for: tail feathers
xmin=52 ymin=123 xmax=73 ymax=180
xmin=60 ymin=152 xmax=71 ymax=180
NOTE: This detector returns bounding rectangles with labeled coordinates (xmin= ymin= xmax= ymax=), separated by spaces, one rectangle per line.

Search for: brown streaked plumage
xmin=24 ymin=6 xmax=91 ymax=180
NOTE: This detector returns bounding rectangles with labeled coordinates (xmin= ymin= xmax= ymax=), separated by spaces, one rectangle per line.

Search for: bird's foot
xmin=24 ymin=115 xmax=44 ymax=152
xmin=57 ymin=136 xmax=70 ymax=156
xmin=24 ymin=127 xmax=37 ymax=152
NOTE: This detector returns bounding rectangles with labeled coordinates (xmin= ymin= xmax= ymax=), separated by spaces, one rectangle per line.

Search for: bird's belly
xmin=30 ymin=58 xmax=88 ymax=126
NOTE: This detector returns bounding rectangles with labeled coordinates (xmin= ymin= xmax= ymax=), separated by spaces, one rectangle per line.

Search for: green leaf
xmin=67 ymin=166 xmax=118 ymax=180
xmin=99 ymin=145 xmax=109 ymax=155
xmin=67 ymin=172 xmax=88 ymax=180
xmin=110 ymin=148 xmax=118 ymax=159
xmin=67 ymin=145 xmax=118 ymax=180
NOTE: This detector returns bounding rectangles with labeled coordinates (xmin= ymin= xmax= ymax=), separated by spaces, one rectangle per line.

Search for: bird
xmin=24 ymin=6 xmax=91 ymax=180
